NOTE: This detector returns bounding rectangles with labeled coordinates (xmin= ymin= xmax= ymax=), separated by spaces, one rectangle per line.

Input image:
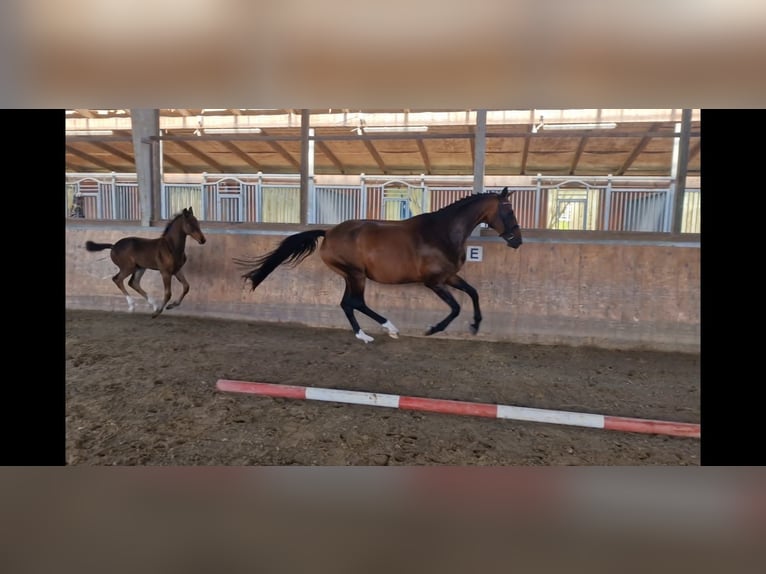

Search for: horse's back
xmin=321 ymin=219 xmax=456 ymax=283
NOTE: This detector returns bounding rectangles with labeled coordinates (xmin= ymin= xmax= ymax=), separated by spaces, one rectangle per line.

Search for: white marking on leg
xmin=125 ymin=296 xmax=136 ymax=312
xmin=382 ymin=320 xmax=399 ymax=339
xmin=148 ymin=297 xmax=160 ymax=311
xmin=355 ymin=330 xmax=374 ymax=343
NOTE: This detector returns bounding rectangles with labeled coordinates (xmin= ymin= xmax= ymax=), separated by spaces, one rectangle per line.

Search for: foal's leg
xmin=112 ymin=268 xmax=138 ymax=312
xmin=340 ymin=273 xmax=399 ymax=343
xmin=152 ymin=270 xmax=174 ymax=318
xmin=424 ymin=283 xmax=461 ymax=336
xmin=127 ymin=268 xmax=160 ymax=312
xmin=165 ymin=268 xmax=190 ymax=310
xmin=447 ymin=275 xmax=482 ymax=334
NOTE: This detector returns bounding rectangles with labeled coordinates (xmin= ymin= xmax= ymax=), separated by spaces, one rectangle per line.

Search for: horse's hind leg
xmin=165 ymin=269 xmax=190 ymax=310
xmin=112 ymin=269 xmax=138 ymax=312
xmin=424 ymin=283 xmax=461 ymax=336
xmin=128 ymin=268 xmax=160 ymax=312
xmin=447 ymin=275 xmax=481 ymax=334
xmin=152 ymin=271 xmax=173 ymax=318
xmin=340 ymin=274 xmax=398 ymax=343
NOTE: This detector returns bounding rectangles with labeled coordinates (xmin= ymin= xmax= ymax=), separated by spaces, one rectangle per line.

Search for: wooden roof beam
xmin=616 ymin=122 xmax=659 ymax=175
xmin=416 ymin=140 xmax=432 ymax=175
xmin=568 ymin=137 xmax=588 ymax=175
xmin=519 ymin=134 xmax=531 ymax=175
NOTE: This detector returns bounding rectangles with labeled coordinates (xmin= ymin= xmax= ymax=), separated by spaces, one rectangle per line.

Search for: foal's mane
xmin=162 ymin=210 xmax=186 ymax=236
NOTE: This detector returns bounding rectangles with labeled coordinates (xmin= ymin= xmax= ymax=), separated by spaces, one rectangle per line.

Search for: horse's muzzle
xmin=504 ymin=236 xmax=522 ymax=249
xmin=501 ymin=226 xmax=522 ymax=249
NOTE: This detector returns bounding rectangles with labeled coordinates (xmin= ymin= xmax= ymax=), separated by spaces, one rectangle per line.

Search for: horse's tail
xmin=85 ymin=240 xmax=113 ymax=252
xmin=234 ymin=229 xmax=326 ymax=291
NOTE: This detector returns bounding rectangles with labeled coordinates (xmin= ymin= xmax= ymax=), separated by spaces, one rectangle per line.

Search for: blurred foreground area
xmin=1 ymin=467 xmax=763 ymax=574
xmin=5 ymin=1 xmax=766 ymax=107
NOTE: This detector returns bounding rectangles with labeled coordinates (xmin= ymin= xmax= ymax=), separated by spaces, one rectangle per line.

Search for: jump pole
xmin=216 ymin=379 xmax=700 ymax=439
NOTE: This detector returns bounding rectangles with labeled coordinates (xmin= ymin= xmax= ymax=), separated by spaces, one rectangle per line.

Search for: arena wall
xmin=65 ymin=225 xmax=700 ymax=353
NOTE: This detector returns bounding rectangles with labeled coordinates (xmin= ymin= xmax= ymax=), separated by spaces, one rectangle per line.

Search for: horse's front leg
xmin=165 ymin=269 xmax=190 ymax=310
xmin=424 ymin=283 xmax=461 ymax=335
xmin=152 ymin=271 xmax=174 ymax=318
xmin=447 ymin=275 xmax=481 ymax=334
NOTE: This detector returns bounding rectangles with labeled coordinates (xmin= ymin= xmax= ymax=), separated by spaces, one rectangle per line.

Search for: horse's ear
xmin=500 ymin=187 xmax=509 ymax=198
xmin=188 ymin=206 xmax=194 ymax=215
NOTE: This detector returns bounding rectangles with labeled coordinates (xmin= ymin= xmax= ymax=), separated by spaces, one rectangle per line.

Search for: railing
xmin=65 ymin=172 xmax=700 ymax=233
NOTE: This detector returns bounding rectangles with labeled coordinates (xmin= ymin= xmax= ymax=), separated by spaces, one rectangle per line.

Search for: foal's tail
xmin=85 ymin=240 xmax=113 ymax=252
xmin=234 ymin=229 xmax=326 ymax=290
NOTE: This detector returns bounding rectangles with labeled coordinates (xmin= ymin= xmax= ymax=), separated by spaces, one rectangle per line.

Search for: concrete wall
xmin=66 ymin=224 xmax=700 ymax=353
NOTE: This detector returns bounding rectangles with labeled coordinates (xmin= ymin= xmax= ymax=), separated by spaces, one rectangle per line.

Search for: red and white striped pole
xmin=216 ymin=379 xmax=700 ymax=438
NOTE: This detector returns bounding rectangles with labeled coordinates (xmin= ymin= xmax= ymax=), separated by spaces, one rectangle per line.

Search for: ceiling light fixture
xmin=542 ymin=122 xmax=617 ymax=131
xmin=204 ymin=127 xmax=262 ymax=134
xmin=66 ymin=130 xmax=114 ymax=136
xmin=361 ymin=125 xmax=428 ymax=133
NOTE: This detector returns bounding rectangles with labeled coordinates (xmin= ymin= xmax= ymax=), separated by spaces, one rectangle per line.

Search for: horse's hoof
xmin=355 ymin=330 xmax=374 ymax=343
xmin=381 ymin=320 xmax=399 ymax=339
xmin=469 ymin=324 xmax=479 ymax=335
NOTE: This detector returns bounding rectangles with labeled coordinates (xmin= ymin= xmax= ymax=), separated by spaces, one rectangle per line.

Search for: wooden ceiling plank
xmin=67 ymin=161 xmax=91 ymax=172
xmin=260 ymin=129 xmax=300 ymax=169
xmin=221 ymin=141 xmax=262 ymax=170
xmin=92 ymin=142 xmax=135 ymax=165
xmin=66 ymin=144 xmax=120 ymax=171
xmin=162 ymin=154 xmax=188 ymax=172
xmin=688 ymin=140 xmax=701 ymax=161
xmin=316 ymin=141 xmax=345 ymax=173
xmin=173 ymin=140 xmax=226 ymax=172
xmin=362 ymin=140 xmax=387 ymax=173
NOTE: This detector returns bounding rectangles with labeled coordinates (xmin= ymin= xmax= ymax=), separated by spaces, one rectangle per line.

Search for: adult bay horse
xmin=85 ymin=207 xmax=207 ymax=318
xmin=235 ymin=188 xmax=521 ymax=343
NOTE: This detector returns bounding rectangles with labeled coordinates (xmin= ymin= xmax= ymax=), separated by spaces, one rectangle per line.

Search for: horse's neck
xmin=164 ymin=223 xmax=188 ymax=254
xmin=424 ymin=200 xmax=488 ymax=247
xmin=451 ymin=201 xmax=489 ymax=241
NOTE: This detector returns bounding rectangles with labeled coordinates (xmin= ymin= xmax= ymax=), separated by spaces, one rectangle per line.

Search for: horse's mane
xmin=162 ymin=211 xmax=186 ymax=236
xmin=436 ymin=191 xmax=496 ymax=214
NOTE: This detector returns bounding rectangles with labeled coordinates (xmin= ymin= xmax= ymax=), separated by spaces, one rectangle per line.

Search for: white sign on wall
xmin=466 ymin=245 xmax=483 ymax=262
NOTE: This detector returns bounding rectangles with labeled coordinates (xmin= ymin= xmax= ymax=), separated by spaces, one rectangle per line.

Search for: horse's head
xmin=182 ymin=207 xmax=207 ymax=244
xmin=489 ymin=188 xmax=522 ymax=249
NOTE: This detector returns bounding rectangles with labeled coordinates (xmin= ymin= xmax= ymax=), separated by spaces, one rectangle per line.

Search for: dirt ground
xmin=65 ymin=309 xmax=700 ymax=465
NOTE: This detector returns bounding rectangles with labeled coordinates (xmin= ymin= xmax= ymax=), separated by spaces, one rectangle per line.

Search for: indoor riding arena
xmin=65 ymin=109 xmax=701 ymax=466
